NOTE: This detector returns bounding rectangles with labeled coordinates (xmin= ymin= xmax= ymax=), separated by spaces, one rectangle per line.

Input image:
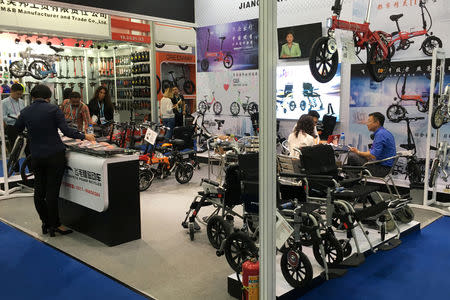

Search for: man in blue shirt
xmin=2 ymin=83 xmax=25 ymax=152
xmin=348 ymin=112 xmax=396 ymax=177
xmin=15 ymin=84 xmax=95 ymax=237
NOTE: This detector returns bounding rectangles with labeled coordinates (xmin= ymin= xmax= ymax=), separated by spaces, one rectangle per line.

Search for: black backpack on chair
xmin=320 ymin=103 xmax=337 ymax=140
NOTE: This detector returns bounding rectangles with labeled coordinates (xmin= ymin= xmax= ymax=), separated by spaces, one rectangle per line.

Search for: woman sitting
xmin=288 ymin=114 xmax=316 ymax=157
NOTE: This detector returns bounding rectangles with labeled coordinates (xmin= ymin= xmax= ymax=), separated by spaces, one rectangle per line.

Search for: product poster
xmin=196 ymin=18 xmax=258 ymax=72
xmin=276 ymin=64 xmax=341 ymax=121
xmin=349 ymin=59 xmax=450 ymax=191
xmin=196 ymin=70 xmax=259 ymax=136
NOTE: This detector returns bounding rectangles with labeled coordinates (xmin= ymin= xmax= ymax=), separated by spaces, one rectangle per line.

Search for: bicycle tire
xmin=422 ymin=36 xmax=442 ymax=56
xmin=179 ymin=45 xmax=189 ymax=51
xmin=175 ymin=163 xmax=194 ymax=184
xmin=280 ymin=246 xmax=313 ymax=289
xmin=367 ymin=41 xmax=390 ymax=82
xmin=247 ymin=102 xmax=258 ymax=114
xmin=429 ymin=159 xmax=439 ymax=188
xmin=198 ymin=101 xmax=207 ymax=114
xmin=139 ymin=170 xmax=154 ymax=192
xmin=183 ymin=80 xmax=195 ymax=95
xmin=309 ymin=37 xmax=339 ymax=83
xmin=9 ymin=61 xmax=27 ymax=78
xmin=416 ymin=100 xmax=428 ymax=113
xmin=223 ymin=55 xmax=233 ymax=69
xmin=213 ymin=102 xmax=222 ymax=115
xmin=201 ymin=59 xmax=209 ymax=71
xmin=156 ymin=75 xmax=161 ymax=94
xmin=29 ymin=60 xmax=51 ymax=80
xmin=155 ymin=43 xmax=165 ymax=48
xmin=230 ymin=102 xmax=240 ymax=116
xmin=20 ymin=155 xmax=33 ymax=185
xmin=431 ymin=104 xmax=446 ymax=129
xmin=161 ymin=80 xmax=172 ymax=94
xmin=386 ymin=104 xmax=407 ymax=122
xmin=7 ymin=137 xmax=24 ymax=177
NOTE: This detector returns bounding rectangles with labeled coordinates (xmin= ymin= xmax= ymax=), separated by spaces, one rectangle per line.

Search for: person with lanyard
xmin=60 ymin=91 xmax=91 ymax=132
xmin=14 ymin=85 xmax=95 ymax=237
xmin=172 ymin=86 xmax=185 ymax=127
xmin=88 ymin=86 xmax=114 ymax=126
xmin=2 ymin=83 xmax=26 ymax=152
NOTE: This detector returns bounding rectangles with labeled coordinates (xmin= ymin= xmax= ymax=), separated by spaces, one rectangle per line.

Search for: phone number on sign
xmin=62 ymin=182 xmax=100 ymax=197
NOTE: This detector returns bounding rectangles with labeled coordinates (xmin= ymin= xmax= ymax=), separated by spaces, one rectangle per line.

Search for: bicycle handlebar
xmin=7 ymin=114 xmax=18 ymax=120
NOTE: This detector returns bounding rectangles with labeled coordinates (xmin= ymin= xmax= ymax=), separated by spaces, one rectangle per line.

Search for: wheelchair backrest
xmin=173 ymin=125 xmax=195 ymax=149
xmin=223 ymin=164 xmax=243 ymax=206
xmin=303 ymin=82 xmax=313 ymax=91
xmin=299 ymin=144 xmax=338 ymax=188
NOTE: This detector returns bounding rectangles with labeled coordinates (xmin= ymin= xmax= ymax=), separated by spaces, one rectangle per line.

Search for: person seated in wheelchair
xmin=348 ymin=112 xmax=396 ymax=178
xmin=288 ymin=114 xmax=317 ymax=157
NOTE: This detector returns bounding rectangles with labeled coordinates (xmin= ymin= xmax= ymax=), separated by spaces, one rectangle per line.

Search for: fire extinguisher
xmin=241 ymin=258 xmax=259 ymax=300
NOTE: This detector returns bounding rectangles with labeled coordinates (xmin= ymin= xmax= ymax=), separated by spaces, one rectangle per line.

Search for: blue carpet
xmin=299 ymin=217 xmax=450 ymax=300
xmin=0 ymin=221 xmax=151 ymax=300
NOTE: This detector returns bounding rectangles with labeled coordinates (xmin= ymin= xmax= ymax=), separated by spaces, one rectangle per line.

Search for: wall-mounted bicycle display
xmin=200 ymin=29 xmax=233 ymax=72
xmin=310 ymin=0 xmax=391 ymax=83
xmin=431 ymin=83 xmax=450 ymax=129
xmin=230 ymin=91 xmax=258 ymax=116
xmin=9 ymin=46 xmax=63 ymax=80
xmin=198 ymin=91 xmax=222 ymax=115
xmin=161 ymin=67 xmax=195 ymax=95
xmin=387 ymin=0 xmax=442 ymax=58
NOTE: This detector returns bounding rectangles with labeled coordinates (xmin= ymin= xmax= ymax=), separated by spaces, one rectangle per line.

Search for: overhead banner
xmin=0 ymin=1 xmax=110 ymax=39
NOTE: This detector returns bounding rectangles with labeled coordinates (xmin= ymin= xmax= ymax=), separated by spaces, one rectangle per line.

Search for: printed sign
xmin=276 ymin=211 xmax=294 ymax=250
xmin=0 ymin=1 xmax=110 ymax=39
xmin=144 ymin=128 xmax=158 ymax=145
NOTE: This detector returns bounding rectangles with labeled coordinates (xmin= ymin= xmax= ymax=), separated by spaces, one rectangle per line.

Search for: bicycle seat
xmin=219 ymin=36 xmax=226 ymax=40
xmin=168 ymin=71 xmax=175 ymax=74
xmin=390 ymin=14 xmax=403 ymax=22
xmin=245 ymin=96 xmax=251 ymax=100
xmin=215 ymin=119 xmax=225 ymax=124
xmin=169 ymin=139 xmax=185 ymax=147
xmin=400 ymin=144 xmax=415 ymax=150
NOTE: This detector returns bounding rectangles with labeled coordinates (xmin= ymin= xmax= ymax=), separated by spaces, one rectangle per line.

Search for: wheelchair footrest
xmin=340 ymin=253 xmax=365 ymax=268
xmin=320 ymin=268 xmax=348 ymax=280
xmin=378 ymin=238 xmax=402 ymax=251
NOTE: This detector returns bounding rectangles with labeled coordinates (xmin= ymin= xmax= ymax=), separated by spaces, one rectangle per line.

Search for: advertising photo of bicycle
xmin=198 ymin=91 xmax=222 ymax=115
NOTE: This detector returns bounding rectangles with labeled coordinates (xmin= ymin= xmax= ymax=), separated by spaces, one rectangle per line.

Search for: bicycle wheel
xmin=20 ymin=155 xmax=33 ymax=185
xmin=386 ymin=104 xmax=407 ymax=122
xmin=175 ymin=163 xmax=194 ymax=184
xmin=198 ymin=101 xmax=207 ymax=114
xmin=431 ymin=104 xmax=446 ymax=129
xmin=213 ymin=101 xmax=222 ymax=115
xmin=223 ymin=55 xmax=233 ymax=69
xmin=156 ymin=75 xmax=162 ymax=93
xmin=429 ymin=158 xmax=439 ymax=188
xmin=416 ymin=100 xmax=428 ymax=113
xmin=422 ymin=36 xmax=442 ymax=56
xmin=289 ymin=101 xmax=296 ymax=111
xmin=161 ymin=80 xmax=172 ymax=94
xmin=367 ymin=42 xmax=390 ymax=82
xmin=7 ymin=137 xmax=24 ymax=177
xmin=155 ymin=43 xmax=165 ymax=48
xmin=299 ymin=100 xmax=307 ymax=111
xmin=139 ymin=170 xmax=154 ymax=192
xmin=280 ymin=245 xmax=313 ymax=289
xmin=9 ymin=61 xmax=27 ymax=78
xmin=179 ymin=45 xmax=189 ymax=51
xmin=309 ymin=37 xmax=339 ymax=83
xmin=224 ymin=231 xmax=258 ymax=272
xmin=201 ymin=59 xmax=209 ymax=71
xmin=312 ymin=233 xmax=344 ymax=268
xmin=183 ymin=80 xmax=195 ymax=95
xmin=207 ymin=215 xmax=232 ymax=249
xmin=230 ymin=102 xmax=240 ymax=116
xmin=247 ymin=102 xmax=258 ymax=114
xmin=29 ymin=60 xmax=51 ymax=80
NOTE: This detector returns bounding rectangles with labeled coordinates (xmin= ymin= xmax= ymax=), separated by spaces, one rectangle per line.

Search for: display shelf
xmin=117 ymin=98 xmax=133 ymax=101
xmin=132 ymin=61 xmax=150 ymax=64
xmin=116 ymin=76 xmax=133 ymax=79
xmin=116 ymin=87 xmax=133 ymax=90
xmin=132 ymin=73 xmax=151 ymax=76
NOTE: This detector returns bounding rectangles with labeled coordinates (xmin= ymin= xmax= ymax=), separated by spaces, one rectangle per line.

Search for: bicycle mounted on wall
xmin=431 ymin=83 xmax=450 ymax=129
xmin=160 ymin=67 xmax=195 ymax=95
xmin=309 ymin=0 xmax=391 ymax=83
xmin=200 ymin=29 xmax=234 ymax=72
xmin=387 ymin=0 xmax=442 ymax=58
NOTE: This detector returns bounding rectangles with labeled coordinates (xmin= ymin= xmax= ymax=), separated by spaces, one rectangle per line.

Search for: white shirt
xmin=2 ymin=96 xmax=25 ymax=126
xmin=160 ymin=97 xmax=174 ymax=119
xmin=288 ymin=131 xmax=315 ymax=157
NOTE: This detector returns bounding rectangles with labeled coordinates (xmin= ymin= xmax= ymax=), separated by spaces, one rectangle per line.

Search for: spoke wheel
xmin=198 ymin=101 xmax=207 ymax=114
xmin=367 ymin=42 xmax=390 ymax=82
xmin=309 ymin=37 xmax=339 ymax=83
xmin=183 ymin=80 xmax=195 ymax=95
xmin=213 ymin=101 xmax=222 ymax=115
xmin=247 ymin=102 xmax=258 ymax=114
xmin=224 ymin=231 xmax=258 ymax=272
xmin=223 ymin=55 xmax=233 ymax=69
xmin=386 ymin=104 xmax=407 ymax=122
xmin=207 ymin=215 xmax=232 ymax=249
xmin=289 ymin=101 xmax=296 ymax=111
xmin=416 ymin=100 xmax=428 ymax=113
xmin=200 ymin=59 xmax=209 ymax=71
xmin=431 ymin=104 xmax=446 ymax=129
xmin=280 ymin=246 xmax=313 ymax=289
xmin=139 ymin=170 xmax=154 ymax=191
xmin=422 ymin=36 xmax=443 ymax=56
xmin=230 ymin=102 xmax=240 ymax=116
xmin=29 ymin=60 xmax=50 ymax=80
xmin=175 ymin=163 xmax=194 ymax=184
xmin=9 ymin=61 xmax=27 ymax=78
xmin=161 ymin=80 xmax=172 ymax=94
xmin=312 ymin=233 xmax=344 ymax=268
xmin=299 ymin=100 xmax=307 ymax=111
xmin=339 ymin=239 xmax=353 ymax=257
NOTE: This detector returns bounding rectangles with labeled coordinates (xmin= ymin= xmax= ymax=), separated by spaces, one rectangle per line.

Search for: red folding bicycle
xmin=200 ymin=29 xmax=233 ymax=72
xmin=310 ymin=0 xmax=391 ymax=83
xmin=387 ymin=0 xmax=442 ymax=58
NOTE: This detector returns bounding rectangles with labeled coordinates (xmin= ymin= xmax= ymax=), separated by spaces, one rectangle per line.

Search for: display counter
xmin=58 ymin=151 xmax=141 ymax=246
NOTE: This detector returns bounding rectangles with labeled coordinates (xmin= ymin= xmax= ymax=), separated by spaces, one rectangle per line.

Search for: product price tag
xmin=276 ymin=211 xmax=294 ymax=250
xmin=144 ymin=128 xmax=158 ymax=145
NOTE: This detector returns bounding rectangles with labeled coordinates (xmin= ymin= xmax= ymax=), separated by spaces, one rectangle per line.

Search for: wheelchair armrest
xmin=339 ymin=177 xmax=364 ymax=187
xmin=362 ymin=155 xmax=401 ymax=166
xmin=341 ymin=165 xmax=367 ymax=171
xmin=201 ymin=178 xmax=220 ymax=187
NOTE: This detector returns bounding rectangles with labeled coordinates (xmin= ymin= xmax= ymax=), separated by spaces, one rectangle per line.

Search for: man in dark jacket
xmin=15 ymin=84 xmax=95 ymax=237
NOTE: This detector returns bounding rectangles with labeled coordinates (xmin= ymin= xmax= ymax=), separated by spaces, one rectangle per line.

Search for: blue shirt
xmin=2 ymin=96 xmax=25 ymax=126
xmin=370 ymin=127 xmax=396 ymax=167
xmin=14 ymin=99 xmax=85 ymax=159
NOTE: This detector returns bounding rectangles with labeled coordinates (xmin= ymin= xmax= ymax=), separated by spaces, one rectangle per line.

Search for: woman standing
xmin=172 ymin=86 xmax=185 ymax=127
xmin=288 ymin=114 xmax=316 ymax=157
xmin=160 ymin=87 xmax=175 ymax=139
xmin=88 ymin=86 xmax=114 ymax=125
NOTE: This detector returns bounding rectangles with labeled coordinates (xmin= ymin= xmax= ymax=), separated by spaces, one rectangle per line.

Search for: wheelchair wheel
xmin=339 ymin=239 xmax=352 ymax=257
xmin=312 ymin=233 xmax=343 ymax=268
xmin=139 ymin=170 xmax=154 ymax=191
xmin=224 ymin=231 xmax=258 ymax=272
xmin=175 ymin=163 xmax=194 ymax=184
xmin=280 ymin=245 xmax=313 ymax=289
xmin=20 ymin=155 xmax=33 ymax=186
xmin=309 ymin=36 xmax=339 ymax=83
xmin=289 ymin=101 xmax=296 ymax=111
xmin=207 ymin=215 xmax=232 ymax=249
xmin=299 ymin=100 xmax=306 ymax=111
xmin=386 ymin=104 xmax=406 ymax=123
